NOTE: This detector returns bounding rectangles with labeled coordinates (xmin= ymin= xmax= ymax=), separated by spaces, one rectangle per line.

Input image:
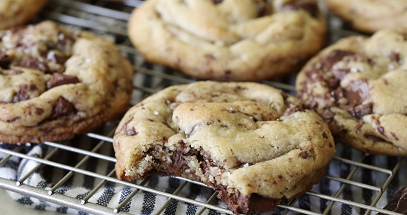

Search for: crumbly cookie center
xmin=0 ymin=24 xmax=77 ymax=103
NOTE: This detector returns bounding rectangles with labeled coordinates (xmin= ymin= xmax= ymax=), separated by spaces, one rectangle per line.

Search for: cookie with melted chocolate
xmin=0 ymin=21 xmax=133 ymax=144
xmin=113 ymin=81 xmax=335 ymax=214
xmin=296 ymin=29 xmax=407 ymax=155
xmin=127 ymin=0 xmax=326 ymax=81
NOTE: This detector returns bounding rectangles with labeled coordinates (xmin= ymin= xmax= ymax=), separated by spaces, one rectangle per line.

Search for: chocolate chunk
xmin=344 ymin=80 xmax=370 ymax=105
xmin=299 ymin=151 xmax=313 ymax=159
xmin=0 ymin=53 xmax=12 ymax=69
xmin=378 ymin=187 xmax=407 ymax=215
xmin=217 ymin=185 xmax=280 ymax=214
xmin=47 ymin=51 xmax=68 ymax=64
xmin=283 ymin=105 xmax=304 ymax=116
xmin=47 ymin=73 xmax=80 ymax=89
xmin=332 ymin=68 xmax=350 ymax=80
xmin=322 ymin=50 xmax=355 ymax=69
xmin=389 ymin=52 xmax=400 ymax=63
xmin=56 ymin=32 xmax=75 ymax=52
xmin=50 ymin=96 xmax=77 ymax=119
xmin=254 ymin=1 xmax=270 ymax=17
xmin=125 ymin=124 xmax=138 ymax=136
xmin=211 ymin=0 xmax=223 ymax=4
xmin=281 ymin=1 xmax=319 ymax=18
xmin=16 ymin=84 xmax=37 ymax=101
xmin=17 ymin=55 xmax=49 ymax=72
xmin=342 ymin=103 xmax=373 ymax=119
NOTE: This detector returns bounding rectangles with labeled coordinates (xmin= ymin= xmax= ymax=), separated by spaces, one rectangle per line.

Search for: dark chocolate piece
xmin=16 ymin=84 xmax=37 ymax=101
xmin=50 ymin=96 xmax=77 ymax=119
xmin=47 ymin=73 xmax=80 ymax=89
xmin=211 ymin=0 xmax=223 ymax=4
xmin=47 ymin=51 xmax=68 ymax=64
xmin=378 ymin=187 xmax=407 ymax=214
xmin=254 ymin=1 xmax=270 ymax=17
xmin=0 ymin=53 xmax=12 ymax=69
xmin=17 ymin=55 xmax=49 ymax=72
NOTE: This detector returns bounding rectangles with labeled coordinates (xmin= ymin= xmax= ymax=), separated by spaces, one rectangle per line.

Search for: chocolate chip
xmin=211 ymin=0 xmax=223 ymax=4
xmin=16 ymin=84 xmax=37 ymax=101
xmin=56 ymin=32 xmax=75 ymax=52
xmin=344 ymin=80 xmax=370 ymax=105
xmin=126 ymin=125 xmax=138 ymax=136
xmin=281 ymin=1 xmax=319 ymax=18
xmin=390 ymin=132 xmax=399 ymax=141
xmin=389 ymin=52 xmax=400 ymax=63
xmin=0 ymin=53 xmax=12 ymax=69
xmin=343 ymin=103 xmax=373 ymax=119
xmin=322 ymin=50 xmax=355 ymax=69
xmin=47 ymin=73 xmax=80 ymax=89
xmin=47 ymin=51 xmax=68 ymax=64
xmin=36 ymin=108 xmax=44 ymax=115
xmin=50 ymin=96 xmax=77 ymax=119
xmin=7 ymin=117 xmax=21 ymax=123
xmin=254 ymin=0 xmax=270 ymax=17
xmin=322 ymin=132 xmax=328 ymax=139
xmin=377 ymin=126 xmax=385 ymax=135
xmin=283 ymin=105 xmax=304 ymax=116
xmin=299 ymin=151 xmax=313 ymax=159
xmin=332 ymin=68 xmax=350 ymax=81
xmin=17 ymin=55 xmax=49 ymax=72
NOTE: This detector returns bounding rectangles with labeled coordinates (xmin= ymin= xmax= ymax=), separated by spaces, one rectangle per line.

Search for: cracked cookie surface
xmin=0 ymin=21 xmax=133 ymax=144
xmin=296 ymin=29 xmax=407 ymax=155
xmin=128 ymin=0 xmax=326 ymax=81
xmin=327 ymin=0 xmax=407 ymax=34
xmin=0 ymin=0 xmax=49 ymax=30
xmin=113 ymin=81 xmax=335 ymax=214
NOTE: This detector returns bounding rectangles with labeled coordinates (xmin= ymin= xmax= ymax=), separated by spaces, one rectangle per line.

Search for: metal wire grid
xmin=0 ymin=0 xmax=405 ymax=214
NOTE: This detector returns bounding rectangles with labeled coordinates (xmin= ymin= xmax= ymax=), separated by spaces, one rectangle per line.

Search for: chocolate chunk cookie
xmin=327 ymin=0 xmax=407 ymax=34
xmin=128 ymin=0 xmax=326 ymax=81
xmin=0 ymin=0 xmax=49 ymax=30
xmin=0 ymin=21 xmax=133 ymax=144
xmin=296 ymin=29 xmax=407 ymax=155
xmin=113 ymin=81 xmax=335 ymax=214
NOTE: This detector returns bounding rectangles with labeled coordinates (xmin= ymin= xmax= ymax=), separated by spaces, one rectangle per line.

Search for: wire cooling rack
xmin=0 ymin=0 xmax=406 ymax=215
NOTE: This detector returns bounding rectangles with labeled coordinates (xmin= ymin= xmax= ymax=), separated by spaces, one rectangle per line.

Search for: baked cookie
xmin=113 ymin=81 xmax=335 ymax=214
xmin=128 ymin=0 xmax=326 ymax=81
xmin=296 ymin=29 xmax=407 ymax=155
xmin=0 ymin=0 xmax=49 ymax=30
xmin=327 ymin=0 xmax=407 ymax=34
xmin=0 ymin=21 xmax=133 ymax=144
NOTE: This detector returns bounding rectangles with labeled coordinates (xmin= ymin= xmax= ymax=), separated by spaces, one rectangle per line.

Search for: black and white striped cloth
xmin=0 ymin=141 xmax=406 ymax=215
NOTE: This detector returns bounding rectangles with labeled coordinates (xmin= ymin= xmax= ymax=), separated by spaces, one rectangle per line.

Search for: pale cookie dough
xmin=128 ymin=0 xmax=326 ymax=81
xmin=0 ymin=0 xmax=49 ymax=30
xmin=113 ymin=81 xmax=335 ymax=214
xmin=0 ymin=21 xmax=134 ymax=144
xmin=327 ymin=0 xmax=407 ymax=34
xmin=296 ymin=29 xmax=407 ymax=155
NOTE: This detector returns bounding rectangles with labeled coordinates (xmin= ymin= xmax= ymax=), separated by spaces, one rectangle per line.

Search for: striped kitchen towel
xmin=0 ymin=141 xmax=406 ymax=215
